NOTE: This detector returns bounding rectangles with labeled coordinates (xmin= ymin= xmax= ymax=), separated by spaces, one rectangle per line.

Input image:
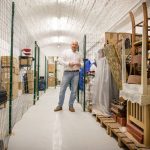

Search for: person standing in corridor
xmin=54 ymin=40 xmax=81 ymax=112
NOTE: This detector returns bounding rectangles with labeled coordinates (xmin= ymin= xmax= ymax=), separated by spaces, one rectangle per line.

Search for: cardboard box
xmin=18 ymin=82 xmax=23 ymax=90
xmin=1 ymin=82 xmax=18 ymax=91
xmin=1 ymin=67 xmax=15 ymax=73
xmin=1 ymin=82 xmax=18 ymax=99
xmin=1 ymin=73 xmax=19 ymax=83
xmin=20 ymin=57 xmax=32 ymax=66
xmin=1 ymin=67 xmax=19 ymax=75
xmin=1 ymin=56 xmax=18 ymax=67
xmin=27 ymin=73 xmax=34 ymax=81
xmin=48 ymin=64 xmax=55 ymax=73
xmin=48 ymin=77 xmax=55 ymax=87
xmin=20 ymin=59 xmax=27 ymax=65
xmin=27 ymin=70 xmax=34 ymax=74
xmin=28 ymin=89 xmax=34 ymax=94
xmin=28 ymin=81 xmax=34 ymax=89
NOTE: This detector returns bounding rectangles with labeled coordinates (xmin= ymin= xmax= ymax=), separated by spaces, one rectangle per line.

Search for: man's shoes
xmin=54 ymin=106 xmax=62 ymax=112
xmin=69 ymin=107 xmax=75 ymax=112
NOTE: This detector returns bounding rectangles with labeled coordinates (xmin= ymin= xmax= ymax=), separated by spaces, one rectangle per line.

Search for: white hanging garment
xmin=92 ymin=57 xmax=112 ymax=116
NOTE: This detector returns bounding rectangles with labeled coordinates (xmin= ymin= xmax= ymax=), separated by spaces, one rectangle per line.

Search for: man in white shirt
xmin=54 ymin=40 xmax=81 ymax=112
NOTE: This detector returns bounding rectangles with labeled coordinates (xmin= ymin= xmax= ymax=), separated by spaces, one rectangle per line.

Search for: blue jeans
xmin=58 ymin=71 xmax=79 ymax=107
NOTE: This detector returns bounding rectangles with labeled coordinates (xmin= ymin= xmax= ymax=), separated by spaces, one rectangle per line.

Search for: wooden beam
xmin=127 ymin=101 xmax=131 ymax=124
xmin=135 ymin=21 xmax=144 ymax=27
xmin=143 ymin=105 xmax=150 ymax=146
xmin=139 ymin=105 xmax=142 ymax=122
xmin=129 ymin=11 xmax=136 ymax=57
xmin=142 ymin=106 xmax=144 ymax=123
xmin=141 ymin=2 xmax=148 ymax=95
xmin=136 ymin=103 xmax=139 ymax=120
xmin=136 ymin=25 xmax=143 ymax=27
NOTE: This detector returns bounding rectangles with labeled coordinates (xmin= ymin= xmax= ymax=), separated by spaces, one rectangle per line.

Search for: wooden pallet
xmin=107 ymin=122 xmax=121 ymax=135
xmin=110 ymin=128 xmax=121 ymax=137
xmin=110 ymin=128 xmax=136 ymax=149
xmin=92 ymin=113 xmax=149 ymax=150
xmin=121 ymin=138 xmax=135 ymax=149
xmin=96 ymin=115 xmax=109 ymax=122
xmin=101 ymin=118 xmax=116 ymax=128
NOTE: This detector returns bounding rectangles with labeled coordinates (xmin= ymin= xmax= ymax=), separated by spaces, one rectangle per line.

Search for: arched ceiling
xmin=14 ymin=0 xmax=145 ymax=51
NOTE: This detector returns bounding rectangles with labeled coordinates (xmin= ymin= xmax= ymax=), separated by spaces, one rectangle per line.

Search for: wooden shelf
xmin=134 ymin=40 xmax=150 ymax=47
xmin=124 ymin=2 xmax=150 ymax=147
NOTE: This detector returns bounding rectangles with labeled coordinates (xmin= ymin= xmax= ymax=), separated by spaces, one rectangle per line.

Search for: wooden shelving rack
xmin=120 ymin=2 xmax=150 ymax=147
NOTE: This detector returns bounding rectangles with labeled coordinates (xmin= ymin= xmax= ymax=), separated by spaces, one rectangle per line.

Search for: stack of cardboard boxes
xmin=26 ymin=70 xmax=34 ymax=94
xmin=0 ymin=56 xmax=19 ymax=99
xmin=48 ymin=64 xmax=55 ymax=87
xmin=19 ymin=56 xmax=32 ymax=67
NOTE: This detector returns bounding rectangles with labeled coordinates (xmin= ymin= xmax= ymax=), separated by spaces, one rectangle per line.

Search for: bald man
xmin=54 ymin=41 xmax=81 ymax=112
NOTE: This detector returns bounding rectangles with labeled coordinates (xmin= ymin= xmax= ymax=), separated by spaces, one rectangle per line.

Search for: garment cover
xmin=92 ymin=57 xmax=112 ymax=116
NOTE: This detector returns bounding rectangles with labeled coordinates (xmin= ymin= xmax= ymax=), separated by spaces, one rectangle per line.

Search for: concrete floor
xmin=8 ymin=87 xmax=123 ymax=150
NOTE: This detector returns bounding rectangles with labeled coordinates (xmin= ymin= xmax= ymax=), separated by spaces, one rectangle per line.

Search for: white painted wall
xmin=41 ymin=45 xmax=70 ymax=57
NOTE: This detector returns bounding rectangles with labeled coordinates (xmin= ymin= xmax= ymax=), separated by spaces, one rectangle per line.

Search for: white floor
xmin=8 ymin=88 xmax=123 ymax=150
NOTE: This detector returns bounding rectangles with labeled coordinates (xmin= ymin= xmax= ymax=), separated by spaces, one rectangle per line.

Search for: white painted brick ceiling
xmin=13 ymin=0 xmax=149 ymax=50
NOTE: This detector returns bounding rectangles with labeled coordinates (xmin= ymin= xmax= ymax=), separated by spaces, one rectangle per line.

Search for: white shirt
xmin=58 ymin=49 xmax=82 ymax=71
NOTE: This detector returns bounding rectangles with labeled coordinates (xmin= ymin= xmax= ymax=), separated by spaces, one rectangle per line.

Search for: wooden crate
xmin=127 ymin=101 xmax=150 ymax=146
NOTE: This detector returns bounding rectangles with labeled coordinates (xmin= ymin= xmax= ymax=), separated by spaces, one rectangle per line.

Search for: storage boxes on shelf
xmin=48 ymin=77 xmax=55 ymax=87
xmin=48 ymin=62 xmax=56 ymax=87
xmin=26 ymin=70 xmax=34 ymax=81
xmin=1 ymin=67 xmax=19 ymax=75
xmin=19 ymin=56 xmax=33 ymax=67
xmin=18 ymin=81 xmax=23 ymax=90
xmin=0 ymin=56 xmax=19 ymax=100
xmin=1 ymin=56 xmax=18 ymax=67
xmin=1 ymin=82 xmax=18 ymax=99
xmin=48 ymin=64 xmax=55 ymax=73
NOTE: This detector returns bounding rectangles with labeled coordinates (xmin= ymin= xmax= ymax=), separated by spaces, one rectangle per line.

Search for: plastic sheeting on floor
xmin=8 ymin=88 xmax=123 ymax=150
